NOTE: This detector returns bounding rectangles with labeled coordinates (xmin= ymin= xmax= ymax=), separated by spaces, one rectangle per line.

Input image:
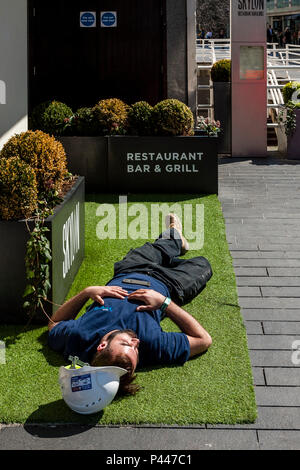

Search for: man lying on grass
xmin=48 ymin=214 xmax=213 ymax=395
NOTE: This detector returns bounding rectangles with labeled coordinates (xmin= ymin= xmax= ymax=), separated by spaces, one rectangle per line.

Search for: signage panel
xmin=101 ymin=11 xmax=117 ymax=28
xmin=80 ymin=11 xmax=96 ymax=28
xmin=230 ymin=0 xmax=267 ymax=157
xmin=231 ymin=0 xmax=266 ymax=42
xmin=240 ymin=46 xmax=264 ymax=80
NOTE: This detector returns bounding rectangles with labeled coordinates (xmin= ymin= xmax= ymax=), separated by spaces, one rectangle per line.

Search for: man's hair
xmin=90 ymin=329 xmax=140 ymax=396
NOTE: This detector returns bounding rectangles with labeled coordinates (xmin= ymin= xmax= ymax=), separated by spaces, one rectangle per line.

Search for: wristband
xmin=160 ymin=296 xmax=171 ymax=313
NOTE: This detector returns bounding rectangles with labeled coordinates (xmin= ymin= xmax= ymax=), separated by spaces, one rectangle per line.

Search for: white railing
xmin=196 ymin=39 xmax=231 ymax=64
xmin=197 ymin=40 xmax=300 ymax=124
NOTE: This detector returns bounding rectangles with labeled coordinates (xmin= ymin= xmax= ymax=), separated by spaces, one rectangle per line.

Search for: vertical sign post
xmin=231 ymin=0 xmax=267 ymax=157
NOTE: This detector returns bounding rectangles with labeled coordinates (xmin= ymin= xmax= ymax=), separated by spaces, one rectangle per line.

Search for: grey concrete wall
xmin=0 ymin=0 xmax=28 ymax=150
xmin=166 ymin=0 xmax=197 ymax=115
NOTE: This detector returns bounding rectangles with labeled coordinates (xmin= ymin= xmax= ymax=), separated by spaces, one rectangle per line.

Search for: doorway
xmin=28 ymin=0 xmax=166 ymax=113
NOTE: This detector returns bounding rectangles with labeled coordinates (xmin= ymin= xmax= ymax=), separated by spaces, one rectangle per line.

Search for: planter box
xmin=58 ymin=135 xmax=218 ymax=194
xmin=59 ymin=136 xmax=108 ymax=191
xmin=0 ymin=177 xmax=85 ymax=324
xmin=108 ymin=136 xmax=218 ymax=194
xmin=213 ymin=82 xmax=232 ymax=155
xmin=277 ymin=109 xmax=300 ymax=159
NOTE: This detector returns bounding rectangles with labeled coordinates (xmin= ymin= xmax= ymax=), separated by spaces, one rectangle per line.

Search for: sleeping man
xmin=48 ymin=214 xmax=213 ymax=394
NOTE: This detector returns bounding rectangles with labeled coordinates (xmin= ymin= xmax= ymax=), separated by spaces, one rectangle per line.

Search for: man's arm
xmin=48 ymin=288 xmax=91 ymax=331
xmin=48 ymin=285 xmax=129 ymax=331
xmin=163 ymin=300 xmax=212 ymax=357
xmin=127 ymin=289 xmax=212 ymax=357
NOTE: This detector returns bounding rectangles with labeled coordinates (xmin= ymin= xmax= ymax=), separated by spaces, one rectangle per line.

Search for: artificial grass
xmin=0 ymin=194 xmax=257 ymax=425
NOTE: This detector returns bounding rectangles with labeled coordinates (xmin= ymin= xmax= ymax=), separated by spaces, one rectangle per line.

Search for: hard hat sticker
xmin=71 ymin=374 xmax=92 ymax=392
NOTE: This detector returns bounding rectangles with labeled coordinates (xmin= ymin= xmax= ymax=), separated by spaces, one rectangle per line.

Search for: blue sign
xmin=80 ymin=11 xmax=96 ymax=28
xmin=101 ymin=11 xmax=117 ymax=28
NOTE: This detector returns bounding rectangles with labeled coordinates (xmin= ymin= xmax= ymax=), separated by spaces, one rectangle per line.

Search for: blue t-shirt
xmin=48 ymin=272 xmax=190 ymax=368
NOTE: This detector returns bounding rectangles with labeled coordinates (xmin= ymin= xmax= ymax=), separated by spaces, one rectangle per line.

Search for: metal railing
xmin=197 ymin=40 xmax=300 ymax=127
xmin=196 ymin=39 xmax=231 ymax=64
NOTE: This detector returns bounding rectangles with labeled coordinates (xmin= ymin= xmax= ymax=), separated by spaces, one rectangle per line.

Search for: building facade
xmin=267 ymin=0 xmax=300 ymax=43
xmin=0 ymin=0 xmax=197 ymax=150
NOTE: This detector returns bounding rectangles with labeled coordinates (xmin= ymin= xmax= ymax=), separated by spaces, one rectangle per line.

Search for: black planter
xmin=213 ymin=82 xmax=232 ymax=154
xmin=287 ymin=109 xmax=300 ymax=160
xmin=0 ymin=176 xmax=85 ymax=324
xmin=108 ymin=136 xmax=218 ymax=194
xmin=59 ymin=136 xmax=108 ymax=191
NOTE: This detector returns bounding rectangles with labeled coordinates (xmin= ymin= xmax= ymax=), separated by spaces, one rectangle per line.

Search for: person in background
xmin=267 ymin=24 xmax=273 ymax=43
xmin=283 ymin=27 xmax=291 ymax=46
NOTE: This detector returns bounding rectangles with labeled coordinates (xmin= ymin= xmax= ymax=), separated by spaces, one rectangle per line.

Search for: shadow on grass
xmin=85 ymin=193 xmax=211 ymax=204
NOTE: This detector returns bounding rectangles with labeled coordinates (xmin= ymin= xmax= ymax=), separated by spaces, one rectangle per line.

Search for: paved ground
xmin=1 ymin=155 xmax=300 ymax=451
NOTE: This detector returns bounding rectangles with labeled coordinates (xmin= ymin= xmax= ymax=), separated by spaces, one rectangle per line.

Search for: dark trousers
xmin=113 ymin=228 xmax=213 ymax=306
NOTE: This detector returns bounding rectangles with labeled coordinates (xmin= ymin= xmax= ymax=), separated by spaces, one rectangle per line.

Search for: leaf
xmin=23 ymin=284 xmax=35 ymax=297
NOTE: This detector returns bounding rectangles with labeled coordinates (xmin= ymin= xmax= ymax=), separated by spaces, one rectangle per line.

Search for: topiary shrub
xmin=128 ymin=101 xmax=154 ymax=135
xmin=211 ymin=59 xmax=231 ymax=82
xmin=282 ymin=81 xmax=300 ymax=104
xmin=0 ymin=130 xmax=68 ymax=194
xmin=29 ymin=100 xmax=73 ymax=136
xmin=71 ymin=107 xmax=100 ymax=136
xmin=0 ymin=157 xmax=38 ymax=220
xmin=152 ymin=99 xmax=194 ymax=136
xmin=92 ymin=98 xmax=129 ymax=135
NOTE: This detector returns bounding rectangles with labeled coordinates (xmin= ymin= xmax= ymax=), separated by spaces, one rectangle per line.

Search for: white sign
xmin=101 ymin=11 xmax=117 ymax=28
xmin=80 ymin=11 xmax=96 ymax=28
xmin=62 ymin=203 xmax=80 ymax=279
xmin=126 ymin=151 xmax=204 ymax=174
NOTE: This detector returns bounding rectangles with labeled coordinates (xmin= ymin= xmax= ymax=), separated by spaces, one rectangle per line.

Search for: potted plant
xmin=210 ymin=59 xmax=231 ymax=154
xmin=0 ymin=130 xmax=85 ymax=324
xmin=195 ymin=116 xmax=221 ymax=136
xmin=108 ymin=99 xmax=218 ymax=194
xmin=30 ymin=100 xmax=108 ymax=192
xmin=277 ymin=81 xmax=300 ymax=160
xmin=30 ymin=98 xmax=218 ymax=194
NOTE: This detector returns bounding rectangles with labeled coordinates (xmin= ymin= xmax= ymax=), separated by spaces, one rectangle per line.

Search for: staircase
xmin=267 ymin=116 xmax=278 ymax=147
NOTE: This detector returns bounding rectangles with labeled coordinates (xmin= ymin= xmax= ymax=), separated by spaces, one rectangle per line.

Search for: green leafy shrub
xmin=70 ymin=107 xmax=100 ymax=136
xmin=211 ymin=59 xmax=231 ymax=82
xmin=282 ymin=81 xmax=300 ymax=104
xmin=93 ymin=98 xmax=129 ymax=135
xmin=128 ymin=101 xmax=154 ymax=135
xmin=152 ymin=99 xmax=194 ymax=136
xmin=0 ymin=157 xmax=38 ymax=220
xmin=0 ymin=130 xmax=68 ymax=193
xmin=29 ymin=100 xmax=73 ymax=136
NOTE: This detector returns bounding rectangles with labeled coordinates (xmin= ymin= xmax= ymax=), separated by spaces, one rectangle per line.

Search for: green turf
xmin=0 ymin=194 xmax=257 ymax=425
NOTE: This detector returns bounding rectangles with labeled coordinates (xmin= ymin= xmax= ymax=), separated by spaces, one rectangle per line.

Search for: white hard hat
xmin=59 ymin=359 xmax=128 ymax=415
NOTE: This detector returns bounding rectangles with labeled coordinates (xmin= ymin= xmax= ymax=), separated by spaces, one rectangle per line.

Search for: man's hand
xmin=48 ymin=285 xmax=128 ymax=331
xmin=86 ymin=286 xmax=129 ymax=305
xmin=127 ymin=289 xmax=165 ymax=311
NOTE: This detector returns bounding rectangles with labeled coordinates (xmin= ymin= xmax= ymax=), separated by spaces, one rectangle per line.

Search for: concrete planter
xmin=277 ymin=109 xmax=300 ymax=159
xmin=59 ymin=136 xmax=108 ymax=191
xmin=213 ymin=82 xmax=232 ymax=155
xmin=108 ymin=135 xmax=218 ymax=194
xmin=0 ymin=176 xmax=85 ymax=324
